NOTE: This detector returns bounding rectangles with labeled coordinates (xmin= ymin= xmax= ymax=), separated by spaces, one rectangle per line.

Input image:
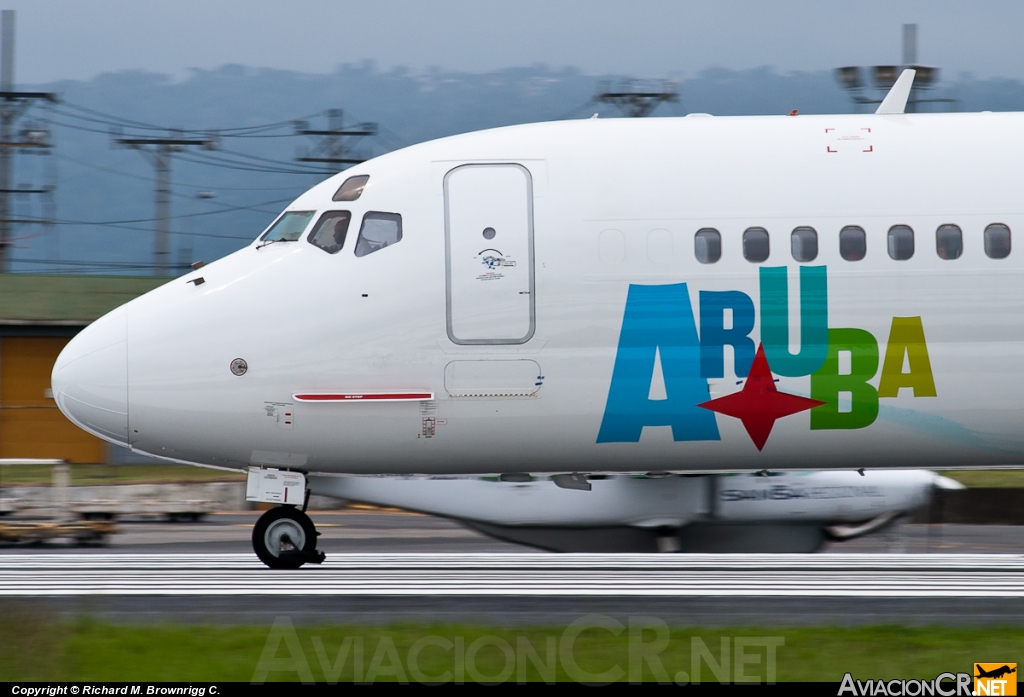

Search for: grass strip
xmin=942 ymin=469 xmax=1024 ymax=488
xmin=0 ymin=613 xmax=1018 ymax=683
xmin=0 ymin=463 xmax=244 ymax=487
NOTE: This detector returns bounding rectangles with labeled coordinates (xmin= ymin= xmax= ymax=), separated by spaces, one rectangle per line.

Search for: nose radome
xmin=51 ymin=306 xmax=129 ymax=445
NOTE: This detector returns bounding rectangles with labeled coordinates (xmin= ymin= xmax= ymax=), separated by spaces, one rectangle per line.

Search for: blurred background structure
xmin=834 ymin=24 xmax=957 ymax=113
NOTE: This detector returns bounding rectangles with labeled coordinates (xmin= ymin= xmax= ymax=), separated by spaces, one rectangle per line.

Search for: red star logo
xmin=697 ymin=344 xmax=825 ymax=451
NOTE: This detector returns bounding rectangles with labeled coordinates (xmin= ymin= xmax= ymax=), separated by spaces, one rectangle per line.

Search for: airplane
xmin=319 ymin=469 xmax=963 ymax=553
xmin=976 ymin=665 xmax=1017 ymax=680
xmin=50 ymin=70 xmax=1023 ymax=567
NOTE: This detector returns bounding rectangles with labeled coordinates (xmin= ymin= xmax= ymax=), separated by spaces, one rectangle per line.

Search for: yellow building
xmin=0 ymin=275 xmax=168 ymax=463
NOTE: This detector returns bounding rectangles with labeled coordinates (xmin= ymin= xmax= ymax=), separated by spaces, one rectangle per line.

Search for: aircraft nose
xmin=51 ymin=306 xmax=129 ymax=445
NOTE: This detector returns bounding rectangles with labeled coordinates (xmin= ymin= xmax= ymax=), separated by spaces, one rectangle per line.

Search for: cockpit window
xmin=354 ymin=212 xmax=402 ymax=257
xmin=260 ymin=211 xmax=315 ymax=242
xmin=333 ymin=175 xmax=369 ymax=202
xmin=307 ymin=211 xmax=352 ymax=254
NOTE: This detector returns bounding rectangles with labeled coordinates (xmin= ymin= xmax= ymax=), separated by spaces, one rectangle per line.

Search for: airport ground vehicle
xmin=0 ymin=460 xmax=115 ymax=546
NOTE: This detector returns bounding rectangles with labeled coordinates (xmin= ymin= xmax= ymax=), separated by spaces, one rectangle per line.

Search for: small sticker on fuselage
xmin=264 ymin=401 xmax=294 ymax=429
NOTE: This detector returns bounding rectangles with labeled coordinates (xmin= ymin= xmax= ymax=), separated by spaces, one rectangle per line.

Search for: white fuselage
xmin=52 ymin=112 xmax=1024 ymax=476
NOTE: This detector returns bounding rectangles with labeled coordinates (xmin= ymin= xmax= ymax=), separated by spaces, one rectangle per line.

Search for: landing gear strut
xmin=252 ymin=506 xmax=325 ymax=569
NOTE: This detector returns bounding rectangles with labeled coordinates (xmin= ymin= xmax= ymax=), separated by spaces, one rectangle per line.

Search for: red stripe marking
xmin=293 ymin=392 xmax=433 ymax=402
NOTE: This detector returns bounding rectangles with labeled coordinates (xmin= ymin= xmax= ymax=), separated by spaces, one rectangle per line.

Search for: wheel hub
xmin=264 ymin=518 xmax=306 ymax=556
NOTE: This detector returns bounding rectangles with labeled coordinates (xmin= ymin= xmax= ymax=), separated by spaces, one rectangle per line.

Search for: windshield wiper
xmin=256 ymin=238 xmax=288 ymax=250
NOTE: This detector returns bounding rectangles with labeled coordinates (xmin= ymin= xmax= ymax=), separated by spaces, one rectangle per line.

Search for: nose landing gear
xmin=252 ymin=506 xmax=325 ymax=569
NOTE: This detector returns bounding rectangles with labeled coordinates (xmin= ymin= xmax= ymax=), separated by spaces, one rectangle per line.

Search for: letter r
xmin=699 ymin=290 xmax=755 ymax=378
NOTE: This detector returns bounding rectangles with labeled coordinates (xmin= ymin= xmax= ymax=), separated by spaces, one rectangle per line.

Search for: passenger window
xmin=333 ymin=175 xmax=369 ymax=202
xmin=307 ymin=211 xmax=352 ymax=254
xmin=743 ymin=227 xmax=770 ymax=263
xmin=354 ymin=212 xmax=403 ymax=257
xmin=694 ymin=228 xmax=721 ymax=264
xmin=935 ymin=224 xmax=963 ymax=260
xmin=791 ymin=226 xmax=818 ymax=262
xmin=887 ymin=225 xmax=914 ymax=260
xmin=260 ymin=210 xmax=315 ymax=242
xmin=839 ymin=226 xmax=866 ymax=261
xmin=985 ymin=223 xmax=1011 ymax=259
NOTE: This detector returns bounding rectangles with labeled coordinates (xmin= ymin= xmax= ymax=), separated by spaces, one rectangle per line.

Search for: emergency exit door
xmin=444 ymin=164 xmax=535 ymax=344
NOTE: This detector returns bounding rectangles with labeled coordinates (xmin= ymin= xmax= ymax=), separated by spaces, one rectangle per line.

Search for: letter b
xmin=810 ymin=328 xmax=879 ymax=430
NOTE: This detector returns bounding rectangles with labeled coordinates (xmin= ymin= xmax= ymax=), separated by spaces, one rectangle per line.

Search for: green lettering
xmin=810 ymin=328 xmax=879 ymax=430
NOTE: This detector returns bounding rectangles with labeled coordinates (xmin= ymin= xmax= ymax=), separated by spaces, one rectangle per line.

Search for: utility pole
xmin=295 ymin=109 xmax=376 ymax=172
xmin=113 ymin=133 xmax=217 ymax=275
xmin=0 ymin=10 xmax=58 ymax=272
xmin=595 ymin=79 xmax=679 ymax=117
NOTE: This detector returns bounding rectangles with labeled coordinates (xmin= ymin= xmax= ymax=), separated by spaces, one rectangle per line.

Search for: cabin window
xmin=307 ymin=211 xmax=352 ymax=254
xmin=354 ymin=212 xmax=403 ymax=257
xmin=887 ymin=225 xmax=914 ymax=260
xmin=839 ymin=226 xmax=866 ymax=261
xmin=694 ymin=228 xmax=721 ymax=264
xmin=333 ymin=175 xmax=369 ymax=202
xmin=791 ymin=226 xmax=818 ymax=262
xmin=743 ymin=227 xmax=770 ymax=263
xmin=935 ymin=224 xmax=963 ymax=260
xmin=260 ymin=210 xmax=315 ymax=242
xmin=985 ymin=223 xmax=1011 ymax=259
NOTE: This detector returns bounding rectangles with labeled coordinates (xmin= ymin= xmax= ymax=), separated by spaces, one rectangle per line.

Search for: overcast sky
xmin=8 ymin=1 xmax=1024 ymax=83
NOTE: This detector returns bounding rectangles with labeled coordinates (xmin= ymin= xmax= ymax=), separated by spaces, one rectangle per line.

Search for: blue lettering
xmin=699 ymin=290 xmax=756 ymax=378
xmin=597 ymin=283 xmax=720 ymax=443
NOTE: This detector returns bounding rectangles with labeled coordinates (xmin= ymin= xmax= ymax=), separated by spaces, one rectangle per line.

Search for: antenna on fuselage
xmin=835 ymin=23 xmax=956 ymax=114
xmin=875 ymin=69 xmax=916 ymax=114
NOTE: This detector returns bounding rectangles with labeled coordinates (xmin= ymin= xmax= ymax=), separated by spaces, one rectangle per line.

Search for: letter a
xmin=598 ymin=284 xmax=720 ymax=443
xmin=878 ymin=317 xmax=936 ymax=398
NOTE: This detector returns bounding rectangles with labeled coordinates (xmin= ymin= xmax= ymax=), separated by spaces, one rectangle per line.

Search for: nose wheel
xmin=252 ymin=506 xmax=325 ymax=569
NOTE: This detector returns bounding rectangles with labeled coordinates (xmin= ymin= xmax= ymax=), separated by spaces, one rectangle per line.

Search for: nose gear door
xmin=444 ymin=163 xmax=535 ymax=344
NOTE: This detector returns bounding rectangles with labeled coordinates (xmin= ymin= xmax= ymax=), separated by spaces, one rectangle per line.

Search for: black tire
xmin=252 ymin=506 xmax=317 ymax=569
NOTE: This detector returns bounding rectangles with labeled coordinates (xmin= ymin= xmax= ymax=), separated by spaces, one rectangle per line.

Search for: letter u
xmin=759 ymin=266 xmax=828 ymax=377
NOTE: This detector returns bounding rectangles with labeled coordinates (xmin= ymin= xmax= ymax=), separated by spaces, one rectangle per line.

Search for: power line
xmin=8 ymin=257 xmax=197 ymax=273
xmin=295 ymin=109 xmax=376 ymax=171
xmin=176 ymin=150 xmax=325 ymax=175
xmin=59 ymin=100 xmax=324 ymax=136
xmin=54 ymin=152 xmax=307 ymax=210
xmin=49 ymin=118 xmax=326 ymax=175
xmin=51 ymin=194 xmax=293 ymax=228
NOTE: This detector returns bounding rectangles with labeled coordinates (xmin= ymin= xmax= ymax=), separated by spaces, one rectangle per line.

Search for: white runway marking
xmin=0 ymin=553 xmax=1022 ymax=597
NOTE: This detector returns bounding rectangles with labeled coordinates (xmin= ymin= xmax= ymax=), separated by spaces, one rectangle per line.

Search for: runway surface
xmin=3 ymin=510 xmax=1023 ymax=554
xmin=3 ymin=552 xmax=1024 ymax=597
xmin=1 ymin=512 xmax=1023 ymax=624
